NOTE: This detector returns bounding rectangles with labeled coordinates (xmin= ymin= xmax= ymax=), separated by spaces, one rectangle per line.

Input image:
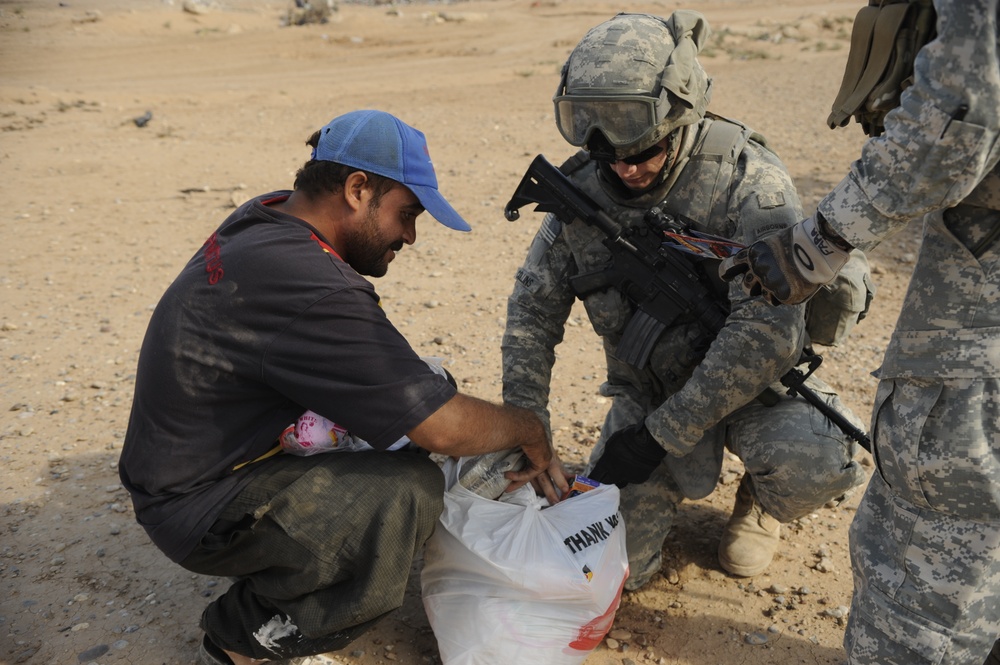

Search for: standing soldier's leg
xmin=845 ymin=378 xmax=1000 ymax=665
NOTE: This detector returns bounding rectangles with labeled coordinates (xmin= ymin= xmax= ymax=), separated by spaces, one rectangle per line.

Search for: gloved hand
xmin=588 ymin=423 xmax=666 ymax=489
xmin=719 ymin=214 xmax=852 ymax=305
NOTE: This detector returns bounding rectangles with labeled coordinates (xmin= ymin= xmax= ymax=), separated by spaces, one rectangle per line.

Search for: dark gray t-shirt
xmin=119 ymin=192 xmax=455 ymax=563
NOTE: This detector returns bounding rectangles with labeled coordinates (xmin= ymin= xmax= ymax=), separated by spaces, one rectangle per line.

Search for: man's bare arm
xmin=407 ymin=393 xmax=569 ymax=503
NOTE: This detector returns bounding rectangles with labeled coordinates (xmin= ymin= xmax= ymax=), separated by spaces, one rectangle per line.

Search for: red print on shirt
xmin=203 ymin=232 xmax=224 ymax=285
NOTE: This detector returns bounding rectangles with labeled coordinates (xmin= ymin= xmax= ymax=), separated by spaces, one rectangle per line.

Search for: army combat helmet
xmin=554 ymin=11 xmax=713 ymax=163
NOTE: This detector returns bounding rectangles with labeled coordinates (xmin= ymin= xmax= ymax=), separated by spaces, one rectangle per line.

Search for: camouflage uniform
xmin=816 ymin=2 xmax=1000 ymax=662
xmin=503 ymin=109 xmax=868 ymax=588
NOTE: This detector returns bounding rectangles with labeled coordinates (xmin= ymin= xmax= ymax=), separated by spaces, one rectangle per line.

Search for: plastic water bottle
xmin=457 ymin=449 xmax=527 ymax=499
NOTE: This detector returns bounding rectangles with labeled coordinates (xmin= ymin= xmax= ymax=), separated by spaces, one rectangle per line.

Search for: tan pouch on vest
xmin=805 ymin=250 xmax=876 ymax=346
xmin=828 ymin=0 xmax=936 ymax=137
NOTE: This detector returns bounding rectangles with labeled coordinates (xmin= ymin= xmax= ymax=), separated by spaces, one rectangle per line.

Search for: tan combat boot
xmin=718 ymin=475 xmax=781 ymax=577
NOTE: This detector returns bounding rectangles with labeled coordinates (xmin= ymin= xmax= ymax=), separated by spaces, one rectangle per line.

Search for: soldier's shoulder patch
xmin=538 ymin=214 xmax=562 ymax=246
xmin=746 ymin=221 xmax=789 ymax=243
xmin=756 ymin=190 xmax=786 ymax=209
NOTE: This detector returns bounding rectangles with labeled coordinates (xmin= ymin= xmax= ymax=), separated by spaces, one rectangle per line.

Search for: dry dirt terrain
xmin=0 ymin=1 xmax=924 ymax=663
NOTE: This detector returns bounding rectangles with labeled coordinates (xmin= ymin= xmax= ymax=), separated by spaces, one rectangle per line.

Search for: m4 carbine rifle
xmin=504 ymin=154 xmax=871 ymax=451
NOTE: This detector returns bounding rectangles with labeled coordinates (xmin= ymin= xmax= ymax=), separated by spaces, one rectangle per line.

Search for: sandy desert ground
xmin=0 ymin=0 xmax=926 ymax=663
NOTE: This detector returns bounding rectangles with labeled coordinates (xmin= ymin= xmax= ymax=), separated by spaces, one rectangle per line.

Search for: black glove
xmin=719 ymin=215 xmax=851 ymax=306
xmin=588 ymin=423 xmax=667 ymax=489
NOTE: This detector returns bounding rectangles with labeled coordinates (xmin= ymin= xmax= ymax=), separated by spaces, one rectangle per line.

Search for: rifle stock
xmin=505 ymin=154 xmax=871 ymax=451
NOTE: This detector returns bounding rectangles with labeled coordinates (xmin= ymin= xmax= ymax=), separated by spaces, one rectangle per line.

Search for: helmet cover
xmin=557 ymin=11 xmax=713 ymax=160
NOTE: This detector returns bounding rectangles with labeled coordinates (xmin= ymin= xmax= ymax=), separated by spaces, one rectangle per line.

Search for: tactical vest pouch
xmin=827 ymin=0 xmax=936 ymax=136
xmin=581 ymin=288 xmax=633 ymax=337
xmin=805 ymin=249 xmax=876 ymax=346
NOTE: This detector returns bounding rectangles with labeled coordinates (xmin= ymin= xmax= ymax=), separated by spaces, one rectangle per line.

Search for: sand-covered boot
xmin=718 ymin=475 xmax=781 ymax=577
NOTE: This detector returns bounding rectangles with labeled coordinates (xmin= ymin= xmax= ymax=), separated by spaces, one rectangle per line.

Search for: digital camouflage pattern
xmin=816 ymin=0 xmax=1000 ymax=662
xmin=502 ymin=102 xmax=867 ymax=588
xmin=819 ymin=1 xmax=1000 ymax=252
xmin=560 ymin=11 xmax=712 ymax=160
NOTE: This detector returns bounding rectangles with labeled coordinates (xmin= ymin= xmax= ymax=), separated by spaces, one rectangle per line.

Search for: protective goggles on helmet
xmin=554 ymin=82 xmax=672 ymax=149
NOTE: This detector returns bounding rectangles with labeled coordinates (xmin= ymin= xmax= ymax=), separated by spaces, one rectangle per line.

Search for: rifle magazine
xmin=616 ymin=309 xmax=667 ymax=368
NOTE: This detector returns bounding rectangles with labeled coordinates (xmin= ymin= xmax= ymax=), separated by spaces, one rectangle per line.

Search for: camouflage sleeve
xmin=646 ymin=142 xmax=809 ymax=456
xmin=819 ymin=0 xmax=1000 ymax=251
xmin=501 ymin=213 xmax=577 ymax=436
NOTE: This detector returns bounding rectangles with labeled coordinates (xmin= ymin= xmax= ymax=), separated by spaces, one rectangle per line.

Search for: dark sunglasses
xmin=598 ymin=143 xmax=665 ymax=166
xmin=620 ymin=143 xmax=666 ymax=165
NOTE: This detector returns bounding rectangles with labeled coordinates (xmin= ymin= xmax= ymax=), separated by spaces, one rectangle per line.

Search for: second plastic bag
xmin=421 ymin=458 xmax=629 ymax=665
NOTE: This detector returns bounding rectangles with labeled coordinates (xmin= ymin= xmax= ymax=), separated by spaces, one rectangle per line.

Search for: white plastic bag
xmin=421 ymin=458 xmax=629 ymax=665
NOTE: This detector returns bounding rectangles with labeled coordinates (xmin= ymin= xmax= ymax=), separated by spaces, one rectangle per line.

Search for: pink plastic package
xmin=279 ymin=411 xmax=410 ymax=455
xmin=279 ymin=357 xmax=449 ymax=456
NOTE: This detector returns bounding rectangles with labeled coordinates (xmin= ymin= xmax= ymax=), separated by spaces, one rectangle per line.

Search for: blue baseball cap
xmin=311 ymin=110 xmax=471 ymax=232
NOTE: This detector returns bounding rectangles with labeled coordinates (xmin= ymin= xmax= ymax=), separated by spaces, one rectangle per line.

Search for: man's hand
xmin=503 ymin=414 xmax=571 ymax=504
xmin=588 ymin=423 xmax=666 ymax=489
xmin=505 ymin=450 xmax=571 ymax=505
xmin=719 ymin=215 xmax=851 ymax=305
xmin=408 ymin=394 xmax=570 ymax=503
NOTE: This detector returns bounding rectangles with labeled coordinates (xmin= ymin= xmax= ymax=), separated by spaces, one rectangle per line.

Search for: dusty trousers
xmin=180 ymin=451 xmax=445 ymax=660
